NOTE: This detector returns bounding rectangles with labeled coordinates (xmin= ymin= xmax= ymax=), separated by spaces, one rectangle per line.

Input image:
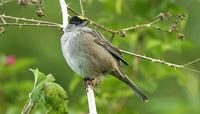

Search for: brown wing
xmin=82 ymin=29 xmax=128 ymax=65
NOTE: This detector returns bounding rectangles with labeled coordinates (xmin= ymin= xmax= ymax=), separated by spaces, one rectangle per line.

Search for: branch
xmin=0 ymin=14 xmax=57 ymax=24
xmin=120 ymin=49 xmax=200 ymax=74
xmin=183 ymin=58 xmax=200 ymax=67
xmin=0 ymin=22 xmax=60 ymax=27
xmin=1 ymin=8 xmax=179 ymax=38
xmin=86 ymin=84 xmax=98 ymax=114
xmin=0 ymin=14 xmax=62 ymax=28
xmin=59 ymin=0 xmax=68 ymax=30
xmin=67 ymin=7 xmax=184 ymax=38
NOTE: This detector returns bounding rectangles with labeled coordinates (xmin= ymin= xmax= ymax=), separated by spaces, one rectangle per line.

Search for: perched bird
xmin=61 ymin=16 xmax=148 ymax=102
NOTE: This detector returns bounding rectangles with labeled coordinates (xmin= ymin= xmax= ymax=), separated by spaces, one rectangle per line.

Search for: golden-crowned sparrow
xmin=61 ymin=16 xmax=148 ymax=101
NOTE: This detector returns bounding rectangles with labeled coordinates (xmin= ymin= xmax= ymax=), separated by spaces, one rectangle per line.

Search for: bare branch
xmin=0 ymin=16 xmax=6 ymax=23
xmin=59 ymin=0 xmax=68 ymax=30
xmin=120 ymin=49 xmax=200 ymax=74
xmin=183 ymin=58 xmax=200 ymax=67
xmin=0 ymin=14 xmax=60 ymax=25
xmin=67 ymin=6 xmax=79 ymax=15
xmin=0 ymin=14 xmax=62 ymax=28
xmin=86 ymin=84 xmax=98 ymax=114
xmin=0 ymin=22 xmax=61 ymax=28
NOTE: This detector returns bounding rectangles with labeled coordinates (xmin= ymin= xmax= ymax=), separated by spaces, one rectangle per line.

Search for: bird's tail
xmin=113 ymin=69 xmax=148 ymax=102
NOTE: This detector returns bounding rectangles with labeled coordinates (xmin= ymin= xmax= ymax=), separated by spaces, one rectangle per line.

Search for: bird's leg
xmin=83 ymin=78 xmax=98 ymax=96
xmin=84 ymin=78 xmax=93 ymax=92
xmin=84 ymin=78 xmax=99 ymax=88
xmin=84 ymin=77 xmax=92 ymax=87
xmin=91 ymin=78 xmax=99 ymax=87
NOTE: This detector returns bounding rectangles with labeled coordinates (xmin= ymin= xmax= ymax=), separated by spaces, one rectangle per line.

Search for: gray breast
xmin=61 ymin=29 xmax=96 ymax=78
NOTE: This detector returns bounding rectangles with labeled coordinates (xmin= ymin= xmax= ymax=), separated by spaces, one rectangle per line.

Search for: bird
xmin=60 ymin=16 xmax=148 ymax=102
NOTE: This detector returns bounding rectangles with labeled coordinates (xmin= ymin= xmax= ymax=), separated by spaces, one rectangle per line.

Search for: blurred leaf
xmin=162 ymin=43 xmax=173 ymax=51
xmin=146 ymin=39 xmax=162 ymax=50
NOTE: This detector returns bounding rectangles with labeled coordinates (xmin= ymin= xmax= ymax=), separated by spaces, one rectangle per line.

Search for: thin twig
xmin=1 ymin=7 xmax=162 ymax=37
xmin=0 ymin=22 xmax=61 ymax=28
xmin=183 ymin=58 xmax=200 ymax=67
xmin=120 ymin=49 xmax=182 ymax=68
xmin=79 ymin=0 xmax=84 ymax=16
xmin=120 ymin=49 xmax=200 ymax=74
xmin=0 ymin=14 xmax=59 ymax=25
xmin=67 ymin=7 xmax=79 ymax=15
xmin=0 ymin=16 xmax=6 ymax=23
xmin=0 ymin=14 xmax=62 ymax=28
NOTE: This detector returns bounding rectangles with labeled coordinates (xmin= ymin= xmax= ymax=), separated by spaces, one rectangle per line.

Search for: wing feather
xmin=82 ymin=29 xmax=128 ymax=65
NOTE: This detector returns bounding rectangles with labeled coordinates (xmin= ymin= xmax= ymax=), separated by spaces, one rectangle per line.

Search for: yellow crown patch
xmin=78 ymin=16 xmax=86 ymax=20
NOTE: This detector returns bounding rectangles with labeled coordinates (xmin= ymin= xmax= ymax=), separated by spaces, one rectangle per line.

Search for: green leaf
xmin=43 ymin=82 xmax=68 ymax=114
xmin=22 ymin=68 xmax=68 ymax=114
xmin=29 ymin=68 xmax=46 ymax=87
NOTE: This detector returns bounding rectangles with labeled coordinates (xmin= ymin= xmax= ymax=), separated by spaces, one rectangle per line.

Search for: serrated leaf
xmin=22 ymin=69 xmax=68 ymax=114
xmin=43 ymin=82 xmax=68 ymax=114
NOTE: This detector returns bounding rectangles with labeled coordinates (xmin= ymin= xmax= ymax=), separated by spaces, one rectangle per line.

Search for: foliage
xmin=22 ymin=69 xmax=68 ymax=114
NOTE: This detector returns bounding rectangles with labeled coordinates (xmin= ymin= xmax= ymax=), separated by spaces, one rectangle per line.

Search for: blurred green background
xmin=0 ymin=0 xmax=200 ymax=114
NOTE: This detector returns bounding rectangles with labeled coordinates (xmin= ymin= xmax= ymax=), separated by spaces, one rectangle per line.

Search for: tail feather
xmin=113 ymin=70 xmax=148 ymax=102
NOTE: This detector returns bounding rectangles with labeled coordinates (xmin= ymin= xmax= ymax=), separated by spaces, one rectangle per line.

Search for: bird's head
xmin=69 ymin=16 xmax=88 ymax=26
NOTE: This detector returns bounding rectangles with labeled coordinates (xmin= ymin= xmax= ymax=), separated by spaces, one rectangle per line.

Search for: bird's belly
xmin=61 ymin=34 xmax=100 ymax=78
